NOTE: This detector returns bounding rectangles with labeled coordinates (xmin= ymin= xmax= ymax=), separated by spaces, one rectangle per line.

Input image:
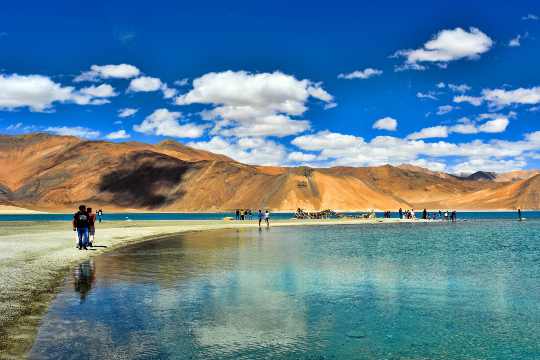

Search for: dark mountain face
xmin=465 ymin=171 xmax=497 ymax=181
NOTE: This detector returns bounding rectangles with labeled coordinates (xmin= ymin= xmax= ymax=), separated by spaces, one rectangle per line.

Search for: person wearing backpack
xmin=73 ymin=205 xmax=90 ymax=250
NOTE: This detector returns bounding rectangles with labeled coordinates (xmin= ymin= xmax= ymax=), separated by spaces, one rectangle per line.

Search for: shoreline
xmin=0 ymin=218 xmax=429 ymax=357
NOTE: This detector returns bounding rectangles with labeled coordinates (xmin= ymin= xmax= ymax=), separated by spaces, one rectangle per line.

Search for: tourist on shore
xmin=73 ymin=205 xmax=90 ymax=250
xmin=235 ymin=209 xmax=240 ymax=220
xmin=398 ymin=208 xmax=403 ymax=219
xmin=258 ymin=209 xmax=263 ymax=228
xmin=87 ymin=207 xmax=96 ymax=247
xmin=264 ymin=210 xmax=270 ymax=228
xmin=248 ymin=209 xmax=252 ymax=220
xmin=422 ymin=208 xmax=427 ymax=220
xmin=451 ymin=210 xmax=457 ymax=222
xmin=518 ymin=208 xmax=522 ymax=221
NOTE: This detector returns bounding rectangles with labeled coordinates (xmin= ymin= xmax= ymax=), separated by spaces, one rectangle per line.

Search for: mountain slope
xmin=1 ymin=133 xmax=539 ymax=211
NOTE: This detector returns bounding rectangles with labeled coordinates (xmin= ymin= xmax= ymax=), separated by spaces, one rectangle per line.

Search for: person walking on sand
xmin=73 ymin=205 xmax=90 ymax=250
xmin=264 ymin=210 xmax=270 ymax=228
xmin=87 ymin=207 xmax=96 ymax=247
xmin=258 ymin=209 xmax=263 ymax=228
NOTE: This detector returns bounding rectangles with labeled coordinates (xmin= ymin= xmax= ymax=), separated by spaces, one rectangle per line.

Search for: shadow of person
xmin=73 ymin=259 xmax=96 ymax=303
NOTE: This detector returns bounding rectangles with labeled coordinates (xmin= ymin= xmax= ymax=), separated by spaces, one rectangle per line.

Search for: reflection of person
xmin=73 ymin=205 xmax=89 ymax=250
xmin=73 ymin=259 xmax=95 ymax=303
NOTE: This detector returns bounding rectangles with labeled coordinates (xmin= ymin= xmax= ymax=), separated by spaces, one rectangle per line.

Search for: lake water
xmin=1 ymin=211 xmax=537 ymax=222
xmin=30 ymin=220 xmax=540 ymax=359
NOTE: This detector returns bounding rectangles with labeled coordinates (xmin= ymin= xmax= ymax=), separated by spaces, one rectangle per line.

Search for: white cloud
xmin=118 ymin=108 xmax=138 ymax=118
xmin=133 ymin=108 xmax=207 ymax=138
xmin=128 ymin=76 xmax=177 ymax=99
xmin=287 ymin=151 xmax=317 ymax=162
xmin=174 ymin=78 xmax=189 ymax=86
xmin=436 ymin=82 xmax=446 ymax=88
xmin=436 ymin=105 xmax=455 ymax=115
xmin=372 ymin=117 xmax=398 ymax=131
xmin=291 ymin=129 xmax=540 ymax=172
xmin=128 ymin=76 xmax=162 ymax=92
xmin=482 ymin=87 xmax=540 ymax=108
xmin=337 ymin=68 xmax=383 ymax=80
xmin=477 ymin=117 xmax=509 ymax=133
xmin=74 ymin=64 xmax=140 ymax=82
xmin=522 ymin=14 xmax=539 ymax=21
xmin=448 ymin=83 xmax=471 ymax=93
xmin=79 ymin=84 xmax=117 ymax=98
xmin=394 ymin=27 xmax=493 ymax=69
xmin=105 ymin=129 xmax=130 ymax=140
xmin=45 ymin=126 xmax=100 ymax=138
xmin=0 ymin=73 xmax=112 ymax=112
xmin=6 ymin=122 xmax=23 ymax=131
xmin=451 ymin=158 xmax=526 ymax=174
xmin=417 ymin=91 xmax=438 ymax=100
xmin=188 ymin=136 xmax=287 ymax=165
xmin=453 ymin=95 xmax=484 ymax=106
xmin=509 ymin=35 xmax=521 ymax=47
xmin=407 ymin=126 xmax=449 ymax=140
xmin=175 ymin=70 xmax=333 ymax=138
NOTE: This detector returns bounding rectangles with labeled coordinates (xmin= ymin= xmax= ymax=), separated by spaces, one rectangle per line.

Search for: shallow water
xmin=30 ymin=220 xmax=540 ymax=359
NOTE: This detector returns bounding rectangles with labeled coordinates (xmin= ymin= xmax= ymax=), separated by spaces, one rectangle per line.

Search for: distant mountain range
xmin=1 ymin=133 xmax=539 ymax=211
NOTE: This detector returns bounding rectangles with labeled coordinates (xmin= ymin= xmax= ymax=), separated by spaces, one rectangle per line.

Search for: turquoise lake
xmin=29 ymin=220 xmax=540 ymax=359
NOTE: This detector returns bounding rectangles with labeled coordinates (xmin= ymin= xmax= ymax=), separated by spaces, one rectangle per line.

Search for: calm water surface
xmin=30 ymin=220 xmax=540 ymax=359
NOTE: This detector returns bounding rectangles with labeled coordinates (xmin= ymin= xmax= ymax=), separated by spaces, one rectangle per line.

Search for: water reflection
xmin=30 ymin=222 xmax=540 ymax=359
xmin=73 ymin=260 xmax=95 ymax=303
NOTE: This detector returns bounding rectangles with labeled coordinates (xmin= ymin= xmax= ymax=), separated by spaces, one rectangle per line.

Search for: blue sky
xmin=1 ymin=0 xmax=540 ymax=173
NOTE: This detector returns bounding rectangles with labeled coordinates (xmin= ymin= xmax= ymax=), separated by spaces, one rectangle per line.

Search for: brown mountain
xmin=1 ymin=133 xmax=539 ymax=211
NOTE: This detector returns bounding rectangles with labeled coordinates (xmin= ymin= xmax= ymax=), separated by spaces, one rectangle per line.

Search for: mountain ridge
xmin=1 ymin=133 xmax=539 ymax=211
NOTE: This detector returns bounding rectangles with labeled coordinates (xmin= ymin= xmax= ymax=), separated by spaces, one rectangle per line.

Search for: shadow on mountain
xmin=98 ymin=151 xmax=190 ymax=208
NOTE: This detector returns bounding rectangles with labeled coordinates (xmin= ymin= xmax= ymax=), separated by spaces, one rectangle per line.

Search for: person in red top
xmin=87 ymin=207 xmax=96 ymax=247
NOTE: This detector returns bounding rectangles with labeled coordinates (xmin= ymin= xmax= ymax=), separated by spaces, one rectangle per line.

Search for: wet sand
xmin=0 ymin=217 xmax=424 ymax=358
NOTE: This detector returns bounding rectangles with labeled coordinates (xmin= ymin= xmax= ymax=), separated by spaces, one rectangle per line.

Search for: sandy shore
xmin=0 ymin=217 xmax=426 ymax=358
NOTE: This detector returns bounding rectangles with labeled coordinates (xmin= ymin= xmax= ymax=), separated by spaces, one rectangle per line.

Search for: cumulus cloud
xmin=407 ymin=126 xmax=449 ymax=140
xmin=0 ymin=73 xmax=114 ymax=112
xmin=287 ymin=151 xmax=317 ymax=162
xmin=118 ymin=108 xmax=138 ymax=118
xmin=372 ymin=117 xmax=398 ymax=131
xmin=393 ymin=27 xmax=493 ymax=69
xmin=45 ymin=126 xmax=100 ymax=138
xmin=482 ymin=87 xmax=540 ymax=108
xmin=292 ymin=129 xmax=540 ymax=172
xmin=509 ymin=35 xmax=522 ymax=47
xmin=79 ymin=84 xmax=117 ymax=98
xmin=453 ymin=95 xmax=484 ymax=106
xmin=133 ymin=108 xmax=207 ymax=138
xmin=188 ymin=136 xmax=287 ymax=165
xmin=128 ymin=76 xmax=177 ymax=99
xmin=174 ymin=78 xmax=189 ymax=86
xmin=175 ymin=70 xmax=333 ymax=138
xmin=74 ymin=64 xmax=140 ymax=82
xmin=407 ymin=115 xmax=510 ymax=139
xmin=451 ymin=158 xmax=526 ymax=174
xmin=337 ymin=68 xmax=383 ymax=80
xmin=105 ymin=129 xmax=130 ymax=140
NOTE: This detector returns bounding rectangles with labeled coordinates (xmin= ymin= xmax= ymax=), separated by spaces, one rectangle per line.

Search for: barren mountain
xmin=1 ymin=133 xmax=539 ymax=211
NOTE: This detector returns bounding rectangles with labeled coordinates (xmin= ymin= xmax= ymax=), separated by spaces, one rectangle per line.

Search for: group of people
xmin=73 ymin=205 xmax=101 ymax=250
xmin=235 ymin=208 xmax=271 ymax=228
xmin=394 ymin=208 xmax=457 ymax=222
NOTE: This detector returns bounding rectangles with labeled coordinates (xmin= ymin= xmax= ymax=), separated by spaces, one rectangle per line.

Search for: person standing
xmin=73 ymin=205 xmax=90 ymax=250
xmin=258 ymin=209 xmax=263 ymax=228
xmin=398 ymin=208 xmax=403 ymax=219
xmin=451 ymin=210 xmax=457 ymax=222
xmin=518 ymin=208 xmax=522 ymax=221
xmin=235 ymin=209 xmax=240 ymax=220
xmin=422 ymin=208 xmax=427 ymax=220
xmin=87 ymin=207 xmax=96 ymax=247
xmin=97 ymin=209 xmax=103 ymax=223
xmin=264 ymin=210 xmax=270 ymax=228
